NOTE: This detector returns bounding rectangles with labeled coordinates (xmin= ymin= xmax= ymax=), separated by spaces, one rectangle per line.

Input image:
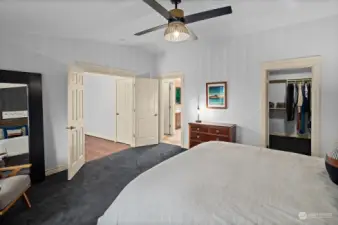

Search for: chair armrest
xmin=0 ymin=164 xmax=32 ymax=177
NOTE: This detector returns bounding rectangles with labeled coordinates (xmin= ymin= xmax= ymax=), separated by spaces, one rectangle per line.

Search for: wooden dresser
xmin=189 ymin=122 xmax=236 ymax=148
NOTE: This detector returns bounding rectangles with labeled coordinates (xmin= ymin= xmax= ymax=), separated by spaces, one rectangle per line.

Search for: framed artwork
xmin=206 ymin=82 xmax=227 ymax=109
xmin=175 ymin=87 xmax=181 ymax=104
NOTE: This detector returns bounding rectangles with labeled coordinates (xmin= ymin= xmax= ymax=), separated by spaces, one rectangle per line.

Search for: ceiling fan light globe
xmin=164 ymin=22 xmax=190 ymax=42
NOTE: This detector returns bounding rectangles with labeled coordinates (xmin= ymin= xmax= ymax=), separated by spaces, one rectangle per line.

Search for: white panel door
xmin=116 ymin=79 xmax=133 ymax=145
xmin=67 ymin=72 xmax=85 ymax=180
xmin=163 ymin=81 xmax=170 ymax=135
xmin=135 ymin=78 xmax=159 ymax=146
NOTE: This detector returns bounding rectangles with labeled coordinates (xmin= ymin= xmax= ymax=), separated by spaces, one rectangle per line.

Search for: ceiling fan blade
xmin=134 ymin=24 xmax=167 ymax=36
xmin=185 ymin=6 xmax=232 ymax=24
xmin=187 ymin=27 xmax=198 ymax=41
xmin=143 ymin=0 xmax=171 ymax=20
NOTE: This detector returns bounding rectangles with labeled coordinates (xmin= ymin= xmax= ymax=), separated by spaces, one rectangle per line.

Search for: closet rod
xmin=269 ymin=78 xmax=312 ymax=84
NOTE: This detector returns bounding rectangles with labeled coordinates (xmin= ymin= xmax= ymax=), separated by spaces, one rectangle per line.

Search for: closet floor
xmin=85 ymin=135 xmax=130 ymax=162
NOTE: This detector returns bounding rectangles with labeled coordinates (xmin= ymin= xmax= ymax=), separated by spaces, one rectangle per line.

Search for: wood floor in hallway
xmin=85 ymin=135 xmax=130 ymax=162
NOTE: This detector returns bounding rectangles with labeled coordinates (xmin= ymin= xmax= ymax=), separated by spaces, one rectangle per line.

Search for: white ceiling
xmin=0 ymin=0 xmax=337 ymax=47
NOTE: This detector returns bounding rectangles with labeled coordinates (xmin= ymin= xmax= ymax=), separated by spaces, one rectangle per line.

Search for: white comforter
xmin=98 ymin=142 xmax=338 ymax=225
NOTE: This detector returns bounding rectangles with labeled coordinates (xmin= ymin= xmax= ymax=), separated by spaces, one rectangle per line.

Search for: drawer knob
xmin=216 ymin=130 xmax=219 ymax=133
xmin=197 ymin=135 xmax=200 ymax=138
xmin=197 ymin=128 xmax=200 ymax=131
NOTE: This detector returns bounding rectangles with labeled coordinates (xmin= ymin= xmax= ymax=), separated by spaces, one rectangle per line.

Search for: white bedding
xmin=98 ymin=142 xmax=338 ymax=225
xmin=0 ymin=136 xmax=29 ymax=157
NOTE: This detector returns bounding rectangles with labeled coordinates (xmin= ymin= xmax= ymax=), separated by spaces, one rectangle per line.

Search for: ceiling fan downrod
xmin=171 ymin=0 xmax=181 ymax=9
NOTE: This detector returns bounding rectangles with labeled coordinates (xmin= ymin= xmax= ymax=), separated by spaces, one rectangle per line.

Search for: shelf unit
xmin=270 ymin=132 xmax=311 ymax=140
xmin=269 ymin=108 xmax=286 ymax=110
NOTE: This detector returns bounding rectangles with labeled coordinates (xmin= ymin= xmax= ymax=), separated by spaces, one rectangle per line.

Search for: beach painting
xmin=206 ymin=82 xmax=227 ymax=109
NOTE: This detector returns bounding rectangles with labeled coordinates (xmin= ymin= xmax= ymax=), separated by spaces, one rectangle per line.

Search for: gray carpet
xmin=1 ymin=143 xmax=185 ymax=225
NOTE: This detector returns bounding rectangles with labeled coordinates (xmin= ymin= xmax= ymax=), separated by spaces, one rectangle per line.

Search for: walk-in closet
xmin=268 ymin=68 xmax=312 ymax=155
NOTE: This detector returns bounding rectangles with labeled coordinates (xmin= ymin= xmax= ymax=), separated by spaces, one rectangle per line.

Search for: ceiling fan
xmin=135 ymin=0 xmax=232 ymax=42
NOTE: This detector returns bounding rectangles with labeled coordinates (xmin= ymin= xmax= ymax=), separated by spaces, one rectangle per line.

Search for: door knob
xmin=66 ymin=126 xmax=76 ymax=130
xmin=116 ymin=113 xmax=120 ymax=115
xmin=154 ymin=114 xmax=158 ymax=116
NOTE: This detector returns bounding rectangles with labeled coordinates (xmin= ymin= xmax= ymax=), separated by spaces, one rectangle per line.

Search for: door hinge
xmin=133 ymin=134 xmax=135 ymax=138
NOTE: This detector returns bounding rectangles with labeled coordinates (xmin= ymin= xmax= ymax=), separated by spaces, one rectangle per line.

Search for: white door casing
xmin=67 ymin=71 xmax=85 ymax=180
xmin=116 ymin=79 xmax=133 ymax=145
xmin=163 ymin=81 xmax=170 ymax=135
xmin=135 ymin=78 xmax=159 ymax=147
xmin=261 ymin=56 xmax=321 ymax=157
xmin=169 ymin=82 xmax=175 ymax=135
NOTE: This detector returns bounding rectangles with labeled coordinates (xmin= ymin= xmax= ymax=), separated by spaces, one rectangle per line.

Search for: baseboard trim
xmin=45 ymin=165 xmax=67 ymax=176
xmin=85 ymin=132 xmax=115 ymax=142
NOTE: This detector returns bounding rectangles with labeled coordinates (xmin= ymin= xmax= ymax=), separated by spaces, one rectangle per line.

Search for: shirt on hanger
xmin=297 ymin=83 xmax=303 ymax=112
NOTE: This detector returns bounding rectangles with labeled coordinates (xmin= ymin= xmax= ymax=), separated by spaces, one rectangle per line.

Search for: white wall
xmin=0 ymin=35 xmax=156 ymax=170
xmin=84 ymin=73 xmax=117 ymax=140
xmin=158 ymin=15 xmax=338 ymax=156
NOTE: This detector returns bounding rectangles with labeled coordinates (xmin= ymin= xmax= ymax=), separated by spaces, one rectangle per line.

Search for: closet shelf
xmin=270 ymin=132 xmax=311 ymax=140
xmin=269 ymin=108 xmax=286 ymax=110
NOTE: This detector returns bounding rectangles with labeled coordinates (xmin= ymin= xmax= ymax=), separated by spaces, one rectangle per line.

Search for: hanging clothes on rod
xmin=271 ymin=78 xmax=312 ymax=136
xmin=299 ymin=81 xmax=311 ymax=134
xmin=286 ymin=83 xmax=295 ymax=121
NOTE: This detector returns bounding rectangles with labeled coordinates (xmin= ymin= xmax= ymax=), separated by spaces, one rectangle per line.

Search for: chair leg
xmin=23 ymin=193 xmax=31 ymax=208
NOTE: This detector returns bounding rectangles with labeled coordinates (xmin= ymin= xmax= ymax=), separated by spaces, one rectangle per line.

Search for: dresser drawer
xmin=208 ymin=135 xmax=230 ymax=142
xmin=190 ymin=132 xmax=209 ymax=141
xmin=190 ymin=125 xmax=208 ymax=133
xmin=189 ymin=122 xmax=236 ymax=148
xmin=209 ymin=126 xmax=229 ymax=136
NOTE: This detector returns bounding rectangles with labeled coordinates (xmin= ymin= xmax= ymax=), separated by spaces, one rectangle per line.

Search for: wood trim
xmin=23 ymin=193 xmax=31 ymax=208
xmin=206 ymin=82 xmax=228 ymax=109
xmin=0 ymin=70 xmax=45 ymax=183
xmin=261 ymin=56 xmax=322 ymax=157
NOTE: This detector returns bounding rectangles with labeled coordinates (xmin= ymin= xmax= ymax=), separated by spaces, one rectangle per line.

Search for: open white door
xmin=163 ymin=81 xmax=171 ymax=135
xmin=135 ymin=77 xmax=159 ymax=146
xmin=67 ymin=71 xmax=85 ymax=180
xmin=116 ymin=78 xmax=133 ymax=145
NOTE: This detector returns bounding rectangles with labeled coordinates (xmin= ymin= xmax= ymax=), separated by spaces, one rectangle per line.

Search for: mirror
xmin=0 ymin=83 xmax=29 ymax=174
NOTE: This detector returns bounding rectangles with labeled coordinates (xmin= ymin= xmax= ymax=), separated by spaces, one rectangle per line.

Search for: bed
xmin=0 ymin=136 xmax=29 ymax=157
xmin=97 ymin=142 xmax=338 ymax=225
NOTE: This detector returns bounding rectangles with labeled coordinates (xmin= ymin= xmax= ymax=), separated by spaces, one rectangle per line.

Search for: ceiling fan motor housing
xmin=169 ymin=9 xmax=185 ymax=23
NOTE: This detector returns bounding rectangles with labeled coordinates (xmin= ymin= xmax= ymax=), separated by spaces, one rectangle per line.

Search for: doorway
xmin=160 ymin=74 xmax=184 ymax=147
xmin=67 ymin=63 xmax=160 ymax=180
xmin=261 ymin=56 xmax=321 ymax=157
xmin=83 ymin=73 xmax=132 ymax=162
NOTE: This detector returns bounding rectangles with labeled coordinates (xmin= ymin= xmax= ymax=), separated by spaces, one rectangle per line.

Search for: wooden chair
xmin=0 ymin=164 xmax=32 ymax=215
